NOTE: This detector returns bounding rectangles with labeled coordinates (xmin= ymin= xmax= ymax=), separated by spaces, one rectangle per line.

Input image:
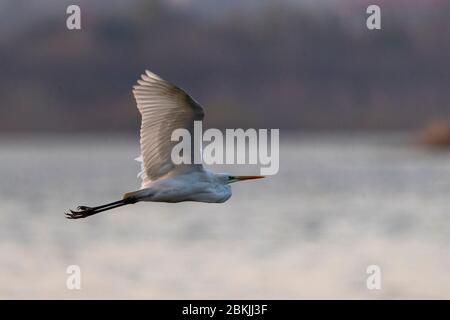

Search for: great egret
xmin=66 ymin=70 xmax=264 ymax=219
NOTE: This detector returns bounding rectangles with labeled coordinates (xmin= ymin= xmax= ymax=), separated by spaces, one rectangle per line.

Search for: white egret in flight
xmin=66 ymin=70 xmax=264 ymax=219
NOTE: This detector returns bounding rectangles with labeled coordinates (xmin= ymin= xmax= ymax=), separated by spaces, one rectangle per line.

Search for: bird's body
xmin=130 ymin=168 xmax=232 ymax=203
xmin=66 ymin=70 xmax=263 ymax=219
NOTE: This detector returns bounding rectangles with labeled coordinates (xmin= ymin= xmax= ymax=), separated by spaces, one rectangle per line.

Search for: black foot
xmin=65 ymin=207 xmax=96 ymax=219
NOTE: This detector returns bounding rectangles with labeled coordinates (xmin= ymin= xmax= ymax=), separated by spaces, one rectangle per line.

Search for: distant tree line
xmin=0 ymin=0 xmax=449 ymax=132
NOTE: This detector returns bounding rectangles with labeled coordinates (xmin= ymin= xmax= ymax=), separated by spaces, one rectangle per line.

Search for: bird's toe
xmin=65 ymin=208 xmax=92 ymax=219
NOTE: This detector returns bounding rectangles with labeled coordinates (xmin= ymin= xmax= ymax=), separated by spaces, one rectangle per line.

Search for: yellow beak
xmin=235 ymin=175 xmax=265 ymax=181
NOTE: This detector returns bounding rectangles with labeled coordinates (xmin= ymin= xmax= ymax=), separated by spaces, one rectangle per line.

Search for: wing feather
xmin=132 ymin=70 xmax=204 ymax=188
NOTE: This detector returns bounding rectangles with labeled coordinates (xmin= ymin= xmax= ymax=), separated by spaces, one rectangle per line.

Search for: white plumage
xmin=133 ymin=70 xmax=204 ymax=188
xmin=66 ymin=70 xmax=263 ymax=219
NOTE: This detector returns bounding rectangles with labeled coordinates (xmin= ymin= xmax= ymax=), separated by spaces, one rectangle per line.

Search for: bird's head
xmin=218 ymin=173 xmax=265 ymax=184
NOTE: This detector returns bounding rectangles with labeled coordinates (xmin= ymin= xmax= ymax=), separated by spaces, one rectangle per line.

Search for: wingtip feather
xmin=145 ymin=70 xmax=162 ymax=80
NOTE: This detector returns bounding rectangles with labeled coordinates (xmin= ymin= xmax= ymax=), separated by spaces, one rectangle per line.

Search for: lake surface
xmin=0 ymin=134 xmax=449 ymax=299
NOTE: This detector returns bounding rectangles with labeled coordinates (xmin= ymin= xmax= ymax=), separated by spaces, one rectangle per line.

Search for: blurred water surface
xmin=0 ymin=134 xmax=449 ymax=299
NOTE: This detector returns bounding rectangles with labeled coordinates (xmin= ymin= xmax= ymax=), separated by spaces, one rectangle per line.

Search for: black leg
xmin=65 ymin=199 xmax=132 ymax=219
xmin=76 ymin=200 xmax=124 ymax=212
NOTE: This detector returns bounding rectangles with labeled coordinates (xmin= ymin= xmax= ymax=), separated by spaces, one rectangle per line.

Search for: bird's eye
xmin=228 ymin=176 xmax=235 ymax=181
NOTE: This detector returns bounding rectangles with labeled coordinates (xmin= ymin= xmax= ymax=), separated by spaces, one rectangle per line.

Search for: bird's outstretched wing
xmin=132 ymin=70 xmax=205 ymax=188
